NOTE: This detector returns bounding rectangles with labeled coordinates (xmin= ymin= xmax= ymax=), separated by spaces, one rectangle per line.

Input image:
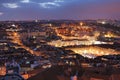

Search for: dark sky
xmin=0 ymin=0 xmax=120 ymax=21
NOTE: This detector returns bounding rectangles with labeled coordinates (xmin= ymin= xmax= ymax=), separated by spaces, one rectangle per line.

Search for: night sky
xmin=0 ymin=0 xmax=120 ymax=21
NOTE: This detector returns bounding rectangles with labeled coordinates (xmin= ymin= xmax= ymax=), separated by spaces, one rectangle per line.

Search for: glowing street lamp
xmin=80 ymin=22 xmax=83 ymax=26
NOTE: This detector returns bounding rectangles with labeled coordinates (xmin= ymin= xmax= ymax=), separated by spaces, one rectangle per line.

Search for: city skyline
xmin=0 ymin=0 xmax=120 ymax=21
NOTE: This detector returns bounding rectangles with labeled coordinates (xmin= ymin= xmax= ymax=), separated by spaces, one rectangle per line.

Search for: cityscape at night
xmin=0 ymin=0 xmax=120 ymax=80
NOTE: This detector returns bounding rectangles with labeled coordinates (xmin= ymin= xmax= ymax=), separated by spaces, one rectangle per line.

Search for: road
xmin=6 ymin=31 xmax=41 ymax=56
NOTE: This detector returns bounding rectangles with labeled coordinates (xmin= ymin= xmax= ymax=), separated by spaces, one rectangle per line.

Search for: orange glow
xmin=66 ymin=46 xmax=120 ymax=58
xmin=80 ymin=22 xmax=83 ymax=26
xmin=104 ymin=31 xmax=117 ymax=38
xmin=22 ymin=74 xmax=29 ymax=79
xmin=6 ymin=29 xmax=41 ymax=56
